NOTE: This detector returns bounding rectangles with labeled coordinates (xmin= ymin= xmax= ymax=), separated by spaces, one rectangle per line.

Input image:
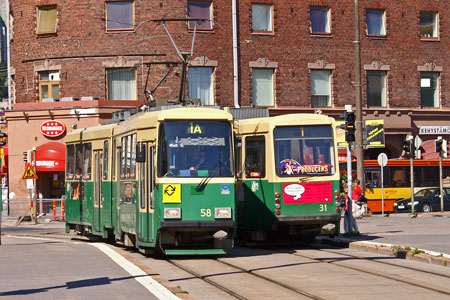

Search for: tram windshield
xmin=274 ymin=125 xmax=336 ymax=176
xmin=158 ymin=121 xmax=233 ymax=177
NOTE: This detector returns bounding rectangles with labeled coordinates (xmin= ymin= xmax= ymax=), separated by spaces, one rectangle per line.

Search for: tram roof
xmin=236 ymin=113 xmax=335 ymax=134
xmin=137 ymin=107 xmax=233 ymax=129
xmin=66 ymin=123 xmax=116 ymax=143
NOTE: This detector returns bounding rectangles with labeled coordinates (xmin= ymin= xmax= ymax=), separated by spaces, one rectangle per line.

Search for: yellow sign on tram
xmin=22 ymin=163 xmax=38 ymax=180
xmin=162 ymin=184 xmax=181 ymax=203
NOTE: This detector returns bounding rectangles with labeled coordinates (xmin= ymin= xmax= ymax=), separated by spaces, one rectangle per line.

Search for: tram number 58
xmin=200 ymin=209 xmax=212 ymax=217
xmin=319 ymin=204 xmax=327 ymax=212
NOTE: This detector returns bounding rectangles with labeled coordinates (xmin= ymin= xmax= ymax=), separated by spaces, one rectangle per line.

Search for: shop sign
xmin=40 ymin=120 xmax=66 ymax=137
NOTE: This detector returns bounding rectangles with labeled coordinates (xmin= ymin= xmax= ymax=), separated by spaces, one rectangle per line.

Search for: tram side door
xmin=138 ymin=143 xmax=155 ymax=243
xmin=93 ymin=150 xmax=102 ymax=233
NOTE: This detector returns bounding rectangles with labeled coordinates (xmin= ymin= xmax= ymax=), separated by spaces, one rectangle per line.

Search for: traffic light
xmin=0 ymin=132 xmax=6 ymax=147
xmin=443 ymin=139 xmax=448 ymax=158
xmin=23 ymin=150 xmax=31 ymax=163
xmin=436 ymin=138 xmax=443 ymax=153
xmin=344 ymin=111 xmax=356 ymax=142
xmin=403 ymin=138 xmax=414 ymax=158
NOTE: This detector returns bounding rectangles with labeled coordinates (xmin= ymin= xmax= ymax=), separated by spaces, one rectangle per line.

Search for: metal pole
xmin=33 ymin=147 xmax=37 ymax=224
xmin=347 ymin=142 xmax=353 ymax=232
xmin=409 ymin=138 xmax=414 ymax=214
xmin=6 ymin=0 xmax=12 ymax=110
xmin=353 ymin=0 xmax=364 ymax=191
xmin=440 ymin=146 xmax=444 ymax=212
xmin=381 ymin=165 xmax=384 ymax=216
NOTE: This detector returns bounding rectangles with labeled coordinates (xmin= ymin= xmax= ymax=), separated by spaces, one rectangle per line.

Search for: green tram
xmin=65 ymin=107 xmax=236 ymax=255
xmin=234 ymin=113 xmax=341 ymax=242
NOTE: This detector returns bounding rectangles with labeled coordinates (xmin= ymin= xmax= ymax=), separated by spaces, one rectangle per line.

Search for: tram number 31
xmin=319 ymin=204 xmax=327 ymax=212
xmin=200 ymin=209 xmax=212 ymax=217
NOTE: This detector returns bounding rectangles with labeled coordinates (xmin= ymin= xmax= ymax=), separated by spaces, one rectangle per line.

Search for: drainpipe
xmin=6 ymin=0 xmax=11 ymax=110
xmin=232 ymin=0 xmax=240 ymax=108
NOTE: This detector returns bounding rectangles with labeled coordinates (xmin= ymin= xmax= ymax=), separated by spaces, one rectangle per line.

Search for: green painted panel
xmin=157 ymin=183 xmax=235 ymax=222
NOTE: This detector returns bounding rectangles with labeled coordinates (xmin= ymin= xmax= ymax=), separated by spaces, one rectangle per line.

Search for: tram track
xmin=167 ymin=258 xmax=325 ymax=300
xmin=272 ymin=245 xmax=450 ymax=297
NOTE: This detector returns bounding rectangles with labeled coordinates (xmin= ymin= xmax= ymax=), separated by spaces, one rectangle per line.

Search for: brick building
xmin=4 ymin=1 xmax=450 ymax=209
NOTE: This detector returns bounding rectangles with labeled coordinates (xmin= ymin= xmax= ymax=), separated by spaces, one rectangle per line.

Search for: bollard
xmin=30 ymin=200 xmax=34 ymax=218
xmin=61 ymin=199 xmax=65 ymax=221
xmin=53 ymin=199 xmax=56 ymax=221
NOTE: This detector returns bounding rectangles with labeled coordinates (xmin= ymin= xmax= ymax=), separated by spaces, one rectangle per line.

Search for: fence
xmin=4 ymin=198 xmax=65 ymax=221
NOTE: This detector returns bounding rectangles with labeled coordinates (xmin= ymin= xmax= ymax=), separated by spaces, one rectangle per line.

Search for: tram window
xmin=66 ymin=144 xmax=75 ymax=179
xmin=130 ymin=134 xmax=136 ymax=178
xmin=158 ymin=121 xmax=233 ymax=177
xmin=112 ymin=140 xmax=116 ymax=180
xmin=274 ymin=126 xmax=334 ymax=176
xmin=82 ymin=143 xmax=92 ymax=180
xmin=121 ymin=137 xmax=126 ymax=179
xmin=75 ymin=143 xmax=83 ymax=179
xmin=103 ymin=140 xmax=109 ymax=180
xmin=126 ymin=135 xmax=132 ymax=178
xmin=245 ymin=136 xmax=265 ymax=178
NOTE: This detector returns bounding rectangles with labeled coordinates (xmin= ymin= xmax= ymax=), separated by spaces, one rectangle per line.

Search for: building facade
xmin=4 ymin=1 xmax=450 ymax=213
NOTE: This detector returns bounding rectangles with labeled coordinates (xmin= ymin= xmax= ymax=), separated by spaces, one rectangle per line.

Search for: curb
xmin=319 ymin=236 xmax=450 ymax=267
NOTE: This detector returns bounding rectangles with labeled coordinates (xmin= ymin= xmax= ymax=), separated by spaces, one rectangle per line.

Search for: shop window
xmin=188 ymin=67 xmax=214 ymax=105
xmin=188 ymin=2 xmax=212 ymax=29
xmin=106 ymin=1 xmax=134 ymax=31
xmin=37 ymin=5 xmax=57 ymax=35
xmin=310 ymin=7 xmax=330 ymax=34
xmin=420 ymin=72 xmax=439 ymax=108
xmin=245 ymin=136 xmax=265 ymax=178
xmin=82 ymin=143 xmax=92 ymax=180
xmin=310 ymin=70 xmax=331 ymax=107
xmin=107 ymin=68 xmax=137 ymax=100
xmin=252 ymin=68 xmax=274 ymax=106
xmin=420 ymin=12 xmax=438 ymax=38
xmin=39 ymin=71 xmax=60 ymax=102
xmin=367 ymin=71 xmax=387 ymax=107
xmin=366 ymin=9 xmax=386 ymax=36
xmin=252 ymin=4 xmax=273 ymax=32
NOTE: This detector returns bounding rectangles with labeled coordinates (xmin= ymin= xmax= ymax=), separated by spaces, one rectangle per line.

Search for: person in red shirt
xmin=352 ymin=178 xmax=362 ymax=202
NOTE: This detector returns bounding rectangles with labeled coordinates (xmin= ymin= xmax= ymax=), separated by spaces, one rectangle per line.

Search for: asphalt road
xmin=0 ymin=233 xmax=162 ymax=299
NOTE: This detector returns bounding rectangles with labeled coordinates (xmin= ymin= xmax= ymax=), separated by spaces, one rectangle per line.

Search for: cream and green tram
xmin=235 ymin=113 xmax=341 ymax=242
xmin=66 ymin=107 xmax=236 ymax=255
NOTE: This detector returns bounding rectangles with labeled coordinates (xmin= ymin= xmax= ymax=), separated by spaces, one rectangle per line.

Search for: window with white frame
xmin=106 ymin=1 xmax=134 ymax=31
xmin=188 ymin=2 xmax=212 ymax=29
xmin=310 ymin=70 xmax=331 ymax=107
xmin=252 ymin=68 xmax=274 ymax=106
xmin=310 ymin=7 xmax=330 ymax=34
xmin=39 ymin=71 xmax=60 ymax=101
xmin=107 ymin=68 xmax=137 ymax=100
xmin=420 ymin=72 xmax=439 ymax=107
xmin=188 ymin=67 xmax=214 ymax=105
xmin=366 ymin=9 xmax=386 ymax=36
xmin=367 ymin=71 xmax=386 ymax=107
xmin=252 ymin=4 xmax=273 ymax=32
xmin=420 ymin=12 xmax=438 ymax=38
xmin=37 ymin=5 xmax=57 ymax=35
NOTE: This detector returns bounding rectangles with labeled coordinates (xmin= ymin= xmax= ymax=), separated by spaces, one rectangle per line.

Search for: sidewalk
xmin=320 ymin=211 xmax=450 ymax=267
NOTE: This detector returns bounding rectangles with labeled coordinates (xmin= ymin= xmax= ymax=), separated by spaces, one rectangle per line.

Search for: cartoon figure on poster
xmin=280 ymin=159 xmax=300 ymax=175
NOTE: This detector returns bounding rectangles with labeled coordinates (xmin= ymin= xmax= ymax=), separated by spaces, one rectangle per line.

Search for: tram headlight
xmin=215 ymin=207 xmax=231 ymax=219
xmin=164 ymin=208 xmax=181 ymax=219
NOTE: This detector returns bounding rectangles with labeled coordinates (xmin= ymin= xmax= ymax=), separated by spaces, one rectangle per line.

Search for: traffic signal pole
xmin=407 ymin=136 xmax=415 ymax=214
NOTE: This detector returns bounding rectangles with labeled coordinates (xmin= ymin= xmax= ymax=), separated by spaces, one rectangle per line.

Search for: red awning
xmin=35 ymin=142 xmax=66 ymax=172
